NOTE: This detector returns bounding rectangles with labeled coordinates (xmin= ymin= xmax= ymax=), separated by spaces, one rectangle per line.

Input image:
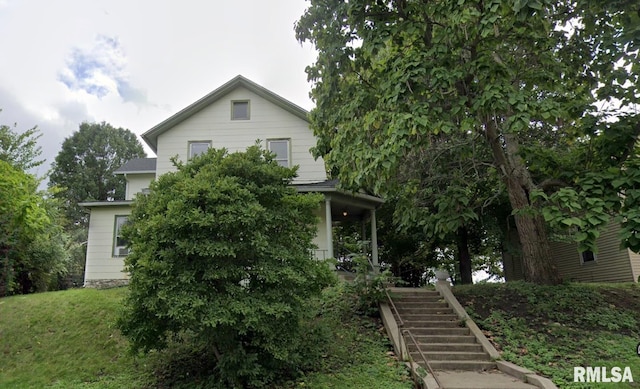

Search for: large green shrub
xmin=117 ymin=145 xmax=334 ymax=388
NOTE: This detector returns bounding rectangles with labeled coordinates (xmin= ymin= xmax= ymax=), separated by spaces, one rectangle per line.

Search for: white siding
xmin=313 ymin=201 xmax=330 ymax=260
xmin=551 ymin=223 xmax=636 ymax=283
xmin=84 ymin=205 xmax=131 ymax=282
xmin=155 ymin=87 xmax=327 ymax=183
xmin=125 ymin=174 xmax=154 ymax=200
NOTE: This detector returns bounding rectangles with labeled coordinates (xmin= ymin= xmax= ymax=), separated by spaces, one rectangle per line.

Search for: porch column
xmin=325 ymin=197 xmax=334 ymax=259
xmin=361 ymin=216 xmax=368 ymax=256
xmin=370 ymin=208 xmax=379 ymax=271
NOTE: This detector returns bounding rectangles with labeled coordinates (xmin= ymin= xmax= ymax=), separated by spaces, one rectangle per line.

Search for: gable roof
xmin=141 ymin=75 xmax=310 ymax=153
xmin=113 ymin=158 xmax=157 ymax=174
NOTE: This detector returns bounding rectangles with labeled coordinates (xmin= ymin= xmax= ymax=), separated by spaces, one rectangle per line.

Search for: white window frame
xmin=231 ymin=100 xmax=250 ymax=120
xmin=113 ymin=215 xmax=129 ymax=257
xmin=188 ymin=141 xmax=211 ymax=159
xmin=267 ymin=139 xmax=291 ymax=167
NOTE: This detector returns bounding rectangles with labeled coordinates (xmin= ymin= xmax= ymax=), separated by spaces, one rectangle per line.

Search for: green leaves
xmin=298 ymin=0 xmax=639 ymax=283
xmin=118 ymin=145 xmax=334 ymax=388
xmin=49 ymin=121 xmax=146 ymax=229
xmin=0 ymin=115 xmax=44 ymax=172
xmin=0 ymin=161 xmax=70 ymax=296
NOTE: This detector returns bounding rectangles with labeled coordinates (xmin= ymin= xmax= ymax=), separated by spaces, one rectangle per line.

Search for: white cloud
xmin=58 ymin=34 xmax=151 ymax=107
xmin=0 ymin=0 xmax=318 ymax=184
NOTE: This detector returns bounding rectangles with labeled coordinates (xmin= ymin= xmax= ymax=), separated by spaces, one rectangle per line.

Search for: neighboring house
xmin=504 ymin=223 xmax=640 ymax=283
xmin=81 ymin=75 xmax=383 ymax=288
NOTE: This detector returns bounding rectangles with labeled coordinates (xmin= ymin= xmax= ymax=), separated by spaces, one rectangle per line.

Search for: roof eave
xmin=295 ymin=186 xmax=385 ymax=205
xmin=113 ymin=170 xmax=156 ymax=175
xmin=79 ymin=200 xmax=134 ymax=208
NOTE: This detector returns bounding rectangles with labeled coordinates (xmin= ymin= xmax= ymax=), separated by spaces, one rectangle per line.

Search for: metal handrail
xmin=402 ymin=328 xmax=444 ymax=388
xmin=385 ymin=289 xmax=444 ymax=389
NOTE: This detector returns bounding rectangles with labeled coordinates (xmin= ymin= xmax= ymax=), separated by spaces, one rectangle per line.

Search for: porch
xmin=295 ymin=180 xmax=384 ymax=269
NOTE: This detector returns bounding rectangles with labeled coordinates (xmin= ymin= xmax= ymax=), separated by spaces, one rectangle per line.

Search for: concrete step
xmin=394 ymin=301 xmax=449 ymax=309
xmin=404 ymin=327 xmax=471 ymax=336
xmin=409 ymin=334 xmax=478 ymax=343
xmin=400 ymin=313 xmax=459 ymax=321
xmin=389 ymin=291 xmax=440 ymax=298
xmin=393 ymin=295 xmax=444 ymax=303
xmin=413 ymin=351 xmax=492 ymax=361
xmin=395 ymin=306 xmax=455 ymax=315
xmin=402 ymin=320 xmax=462 ymax=328
xmin=420 ymin=360 xmax=497 ymax=371
xmin=406 ymin=342 xmax=484 ymax=353
xmin=434 ymin=370 xmax=540 ymax=389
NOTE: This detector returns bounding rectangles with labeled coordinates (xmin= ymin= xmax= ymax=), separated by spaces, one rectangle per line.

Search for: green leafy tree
xmin=117 ymin=145 xmax=335 ymax=388
xmin=0 ymin=161 xmax=68 ymax=295
xmin=0 ymin=115 xmax=71 ymax=295
xmin=0 ymin=113 xmax=44 ymax=172
xmin=49 ymin=121 xmax=146 ymax=228
xmin=296 ymin=0 xmax=639 ymax=284
xmin=390 ymin=130 xmax=506 ymax=284
xmin=15 ymin=195 xmax=71 ymax=294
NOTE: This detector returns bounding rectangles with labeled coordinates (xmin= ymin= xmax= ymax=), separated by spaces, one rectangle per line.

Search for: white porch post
xmin=361 ymin=217 xmax=368 ymax=256
xmin=370 ymin=208 xmax=379 ymax=271
xmin=325 ymin=197 xmax=334 ymax=259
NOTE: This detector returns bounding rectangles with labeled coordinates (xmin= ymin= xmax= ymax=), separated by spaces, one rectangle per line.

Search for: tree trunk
xmin=484 ymin=118 xmax=560 ymax=285
xmin=456 ymin=226 xmax=473 ymax=284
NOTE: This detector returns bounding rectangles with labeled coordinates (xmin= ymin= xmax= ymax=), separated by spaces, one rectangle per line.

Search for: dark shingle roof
xmin=114 ymin=158 xmax=157 ymax=174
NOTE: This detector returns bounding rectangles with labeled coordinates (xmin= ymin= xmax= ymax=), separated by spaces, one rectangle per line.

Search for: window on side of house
xmin=231 ymin=100 xmax=250 ymax=120
xmin=113 ymin=215 xmax=129 ymax=257
xmin=188 ymin=141 xmax=211 ymax=159
xmin=581 ymin=250 xmax=596 ymax=264
xmin=267 ymin=139 xmax=290 ymax=167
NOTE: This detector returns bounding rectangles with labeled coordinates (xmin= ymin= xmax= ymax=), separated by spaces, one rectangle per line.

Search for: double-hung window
xmin=113 ymin=215 xmax=129 ymax=257
xmin=267 ymin=139 xmax=290 ymax=167
xmin=189 ymin=141 xmax=211 ymax=159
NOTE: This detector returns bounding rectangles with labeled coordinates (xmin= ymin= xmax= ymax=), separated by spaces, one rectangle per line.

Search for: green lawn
xmin=454 ymin=281 xmax=640 ymax=389
xmin=0 ymin=285 xmax=412 ymax=388
xmin=0 ymin=288 xmax=143 ymax=389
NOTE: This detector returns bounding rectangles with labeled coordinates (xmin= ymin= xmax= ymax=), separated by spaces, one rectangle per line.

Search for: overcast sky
xmin=0 ymin=0 xmax=317 ymax=180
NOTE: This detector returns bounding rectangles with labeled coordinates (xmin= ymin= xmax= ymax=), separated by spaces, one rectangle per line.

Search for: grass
xmin=0 ymin=288 xmax=142 ymax=389
xmin=0 ymin=284 xmax=413 ymax=388
xmin=283 ymin=284 xmax=412 ymax=389
xmin=453 ymin=281 xmax=640 ymax=388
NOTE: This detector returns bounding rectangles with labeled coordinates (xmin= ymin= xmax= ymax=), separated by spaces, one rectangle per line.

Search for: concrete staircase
xmin=391 ymin=289 xmax=496 ymax=371
xmin=382 ymin=286 xmax=555 ymax=388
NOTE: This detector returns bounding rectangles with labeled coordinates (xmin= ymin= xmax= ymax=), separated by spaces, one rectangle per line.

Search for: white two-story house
xmin=81 ymin=75 xmax=384 ymax=288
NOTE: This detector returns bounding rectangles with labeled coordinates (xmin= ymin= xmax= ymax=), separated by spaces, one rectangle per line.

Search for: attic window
xmin=232 ymin=100 xmax=250 ymax=120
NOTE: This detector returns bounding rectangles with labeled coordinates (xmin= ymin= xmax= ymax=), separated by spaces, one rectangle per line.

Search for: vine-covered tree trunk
xmin=485 ymin=119 xmax=560 ymax=285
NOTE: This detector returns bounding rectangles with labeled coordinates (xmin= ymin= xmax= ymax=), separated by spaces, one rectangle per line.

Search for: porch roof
xmin=294 ymin=179 xmax=384 ymax=220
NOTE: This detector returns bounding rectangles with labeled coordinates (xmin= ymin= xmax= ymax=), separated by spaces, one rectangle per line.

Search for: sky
xmin=0 ymin=0 xmax=317 ymax=180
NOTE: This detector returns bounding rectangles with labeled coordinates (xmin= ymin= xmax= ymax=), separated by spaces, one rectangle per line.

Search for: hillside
xmin=3 ymin=282 xmax=638 ymax=388
xmin=454 ymin=282 xmax=640 ymax=388
xmin=0 ymin=285 xmax=411 ymax=389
